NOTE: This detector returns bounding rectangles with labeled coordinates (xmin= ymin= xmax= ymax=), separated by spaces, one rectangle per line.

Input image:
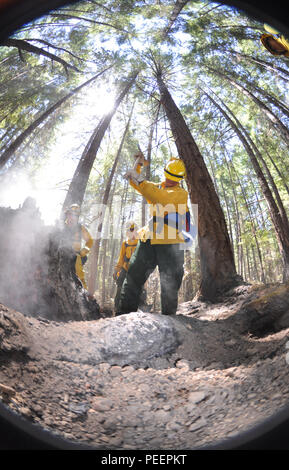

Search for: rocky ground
xmin=1 ymin=283 xmax=289 ymax=450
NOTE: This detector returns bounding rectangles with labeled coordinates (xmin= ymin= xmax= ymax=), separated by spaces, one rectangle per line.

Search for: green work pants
xmin=119 ymin=240 xmax=184 ymax=315
xmin=114 ymin=267 xmax=127 ymax=312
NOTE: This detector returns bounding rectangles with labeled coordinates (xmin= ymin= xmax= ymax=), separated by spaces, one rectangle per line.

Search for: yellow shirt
xmin=70 ymin=224 xmax=93 ymax=256
xmin=130 ymin=176 xmax=189 ymax=245
xmin=115 ymin=238 xmax=138 ymax=272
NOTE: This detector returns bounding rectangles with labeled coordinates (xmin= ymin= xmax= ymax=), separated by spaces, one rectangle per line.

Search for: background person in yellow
xmin=64 ymin=204 xmax=93 ymax=289
xmin=260 ymin=24 xmax=289 ymax=57
xmin=117 ymin=156 xmax=188 ymax=316
xmin=113 ymin=222 xmax=139 ymax=311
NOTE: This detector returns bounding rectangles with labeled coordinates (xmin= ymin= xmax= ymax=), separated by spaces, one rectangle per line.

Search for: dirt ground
xmin=1 ymin=283 xmax=289 ymax=450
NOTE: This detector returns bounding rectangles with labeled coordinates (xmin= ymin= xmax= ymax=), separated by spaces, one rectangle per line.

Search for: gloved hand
xmin=113 ymin=270 xmax=119 ymax=281
xmin=124 ymin=169 xmax=145 ymax=185
xmin=79 ymin=248 xmax=89 ymax=257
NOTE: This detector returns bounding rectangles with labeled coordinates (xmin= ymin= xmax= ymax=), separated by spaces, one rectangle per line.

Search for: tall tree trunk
xmin=208 ymin=151 xmax=235 ymax=255
xmin=0 ymin=66 xmax=113 ymax=169
xmin=243 ymin=79 xmax=289 ymax=119
xmin=141 ymin=104 xmax=160 ymax=225
xmin=156 ymin=73 xmax=240 ymax=301
xmin=161 ymin=0 xmax=190 ymax=39
xmin=260 ymin=144 xmax=289 ymax=198
xmin=141 ymin=123 xmax=153 ymax=226
xmin=1 ymin=38 xmax=81 ymax=72
xmin=205 ymin=90 xmax=289 ymax=280
xmin=101 ymin=238 xmax=108 ymax=308
xmin=208 ymin=68 xmax=289 ymax=144
xmin=87 ymin=104 xmax=134 ymax=296
xmin=246 ymin=242 xmax=251 ymax=281
xmin=63 ymin=71 xmax=138 ymax=211
xmin=223 ymin=146 xmax=266 ymax=284
xmin=227 ymin=49 xmax=289 ymax=82
xmin=251 ymin=245 xmax=260 ymax=282
xmin=222 ymin=147 xmax=243 ymax=274
xmin=227 ymin=102 xmax=289 ymax=281
xmin=224 ymin=68 xmax=289 ymax=119
xmin=108 ymin=238 xmax=118 ymax=297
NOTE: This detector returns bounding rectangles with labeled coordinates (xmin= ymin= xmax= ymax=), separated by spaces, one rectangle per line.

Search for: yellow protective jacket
xmin=115 ymin=238 xmax=138 ymax=273
xmin=261 ymin=24 xmax=289 ymax=57
xmin=68 ymin=223 xmax=93 ymax=256
xmin=130 ymin=168 xmax=189 ymax=245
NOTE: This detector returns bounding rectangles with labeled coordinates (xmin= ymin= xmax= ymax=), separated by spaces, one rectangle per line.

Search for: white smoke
xmin=0 ymin=158 xmax=73 ymax=225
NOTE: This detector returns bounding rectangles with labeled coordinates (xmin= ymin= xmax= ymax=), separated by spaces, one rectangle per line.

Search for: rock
xmin=0 ymin=383 xmax=16 ymax=397
xmin=63 ymin=393 xmax=69 ymax=403
xmin=109 ymin=436 xmax=123 ymax=447
xmin=121 ymin=366 xmax=135 ymax=376
xmin=98 ymin=363 xmax=111 ymax=373
xmin=185 ymin=403 xmax=197 ymax=415
xmin=225 ymin=339 xmax=238 ymax=347
xmin=166 ymin=421 xmax=182 ymax=432
xmin=188 ymin=391 xmax=208 ymax=404
xmin=86 ymin=368 xmax=97 ymax=378
xmin=28 ymin=312 xmax=188 ymax=368
xmin=19 ymin=407 xmax=32 ymax=417
xmin=154 ymin=409 xmax=171 ymax=423
xmin=0 ymin=308 xmax=31 ymax=355
xmin=175 ymin=359 xmax=190 ymax=370
xmin=103 ymin=418 xmax=118 ymax=432
xmin=110 ymin=366 xmax=122 ymax=377
xmin=93 ymin=312 xmax=182 ymax=367
xmin=68 ymin=402 xmax=89 ymax=415
xmin=163 ymin=404 xmax=171 ymax=411
xmin=91 ymin=397 xmax=113 ymax=412
xmin=188 ymin=417 xmax=207 ymax=432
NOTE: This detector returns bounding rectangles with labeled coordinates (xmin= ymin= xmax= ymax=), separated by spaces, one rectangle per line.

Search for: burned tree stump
xmin=0 ymin=201 xmax=101 ymax=322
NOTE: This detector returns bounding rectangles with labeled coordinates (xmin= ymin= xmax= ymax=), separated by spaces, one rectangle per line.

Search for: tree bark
xmin=87 ymin=103 xmax=134 ymax=296
xmin=141 ymin=104 xmax=160 ymax=225
xmin=161 ymin=0 xmax=190 ymax=38
xmin=63 ymin=71 xmax=138 ymax=211
xmin=208 ymin=67 xmax=289 ymax=145
xmin=0 ymin=66 xmax=113 ymax=169
xmin=227 ymin=49 xmax=289 ymax=82
xmin=1 ymin=38 xmax=81 ymax=72
xmin=263 ymin=148 xmax=289 ymax=198
xmin=205 ymin=90 xmax=289 ymax=281
xmin=156 ymin=74 xmax=240 ymax=301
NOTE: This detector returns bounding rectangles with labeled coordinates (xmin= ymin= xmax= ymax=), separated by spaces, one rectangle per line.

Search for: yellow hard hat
xmin=164 ymin=158 xmax=186 ymax=182
xmin=260 ymin=33 xmax=283 ymax=55
xmin=264 ymin=24 xmax=280 ymax=35
xmin=127 ymin=221 xmax=137 ymax=232
xmin=66 ymin=203 xmax=81 ymax=216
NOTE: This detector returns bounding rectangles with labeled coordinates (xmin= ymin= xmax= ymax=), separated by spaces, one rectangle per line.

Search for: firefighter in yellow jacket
xmin=260 ymin=24 xmax=289 ymax=57
xmin=64 ymin=204 xmax=93 ymax=289
xmin=113 ymin=222 xmax=139 ymax=311
xmin=117 ymin=156 xmax=189 ymax=316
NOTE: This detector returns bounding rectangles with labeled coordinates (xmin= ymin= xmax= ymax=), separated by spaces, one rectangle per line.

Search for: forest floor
xmin=1 ymin=282 xmax=289 ymax=450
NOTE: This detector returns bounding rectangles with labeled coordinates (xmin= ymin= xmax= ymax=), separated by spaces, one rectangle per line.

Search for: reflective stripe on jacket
xmin=130 ymin=176 xmax=189 ymax=245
